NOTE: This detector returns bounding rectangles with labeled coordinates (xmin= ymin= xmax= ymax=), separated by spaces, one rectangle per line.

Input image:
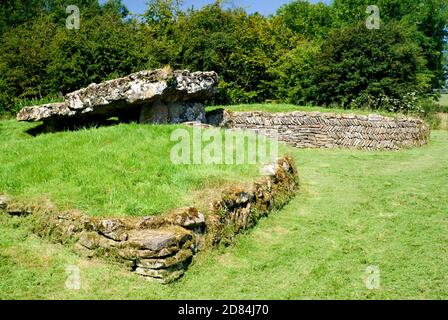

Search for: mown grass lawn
xmin=0 ymin=118 xmax=447 ymax=299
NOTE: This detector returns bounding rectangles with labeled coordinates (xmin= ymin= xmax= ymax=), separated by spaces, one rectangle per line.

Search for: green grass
xmin=1 ymin=122 xmax=447 ymax=299
xmin=207 ymin=104 xmax=398 ymax=117
xmin=439 ymin=94 xmax=448 ymax=108
xmin=0 ymin=120 xmax=263 ymax=217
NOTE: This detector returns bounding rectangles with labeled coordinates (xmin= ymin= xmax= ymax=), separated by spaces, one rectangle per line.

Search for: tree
xmin=0 ymin=0 xmax=137 ymax=114
xmin=0 ymin=16 xmax=57 ymax=103
xmin=170 ymin=2 xmax=299 ymax=104
xmin=305 ymin=21 xmax=431 ymax=110
xmin=46 ymin=14 xmax=148 ymax=94
xmin=0 ymin=0 xmax=49 ymax=33
xmin=268 ymin=40 xmax=319 ymax=104
xmin=102 ymin=0 xmax=129 ymax=18
xmin=170 ymin=2 xmax=242 ymax=102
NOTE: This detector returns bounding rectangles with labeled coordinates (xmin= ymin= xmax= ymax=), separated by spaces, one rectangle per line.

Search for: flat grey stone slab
xmin=16 ymin=69 xmax=218 ymax=123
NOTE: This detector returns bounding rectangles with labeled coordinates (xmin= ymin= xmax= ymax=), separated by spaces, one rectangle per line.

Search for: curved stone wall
xmin=0 ymin=157 xmax=298 ymax=284
xmin=208 ymin=109 xmax=430 ymax=150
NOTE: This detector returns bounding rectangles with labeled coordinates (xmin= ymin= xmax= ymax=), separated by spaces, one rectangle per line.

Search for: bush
xmin=304 ymin=21 xmax=433 ymax=112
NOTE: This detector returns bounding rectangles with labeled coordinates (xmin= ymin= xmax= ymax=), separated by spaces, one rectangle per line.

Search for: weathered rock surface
xmin=15 ymin=103 xmax=72 ymax=122
xmin=17 ymin=69 xmax=218 ymax=126
xmin=96 ymin=219 xmax=129 ymax=242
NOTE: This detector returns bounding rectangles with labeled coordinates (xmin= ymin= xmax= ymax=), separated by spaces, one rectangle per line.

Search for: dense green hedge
xmin=0 ymin=0 xmax=446 ymax=115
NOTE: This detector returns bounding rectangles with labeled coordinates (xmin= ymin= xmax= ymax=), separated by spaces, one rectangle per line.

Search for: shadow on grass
xmin=25 ymin=118 xmax=123 ymax=136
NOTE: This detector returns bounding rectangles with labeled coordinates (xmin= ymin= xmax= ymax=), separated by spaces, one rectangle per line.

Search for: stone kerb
xmin=17 ymin=69 xmax=219 ymax=129
xmin=208 ymin=109 xmax=430 ymax=151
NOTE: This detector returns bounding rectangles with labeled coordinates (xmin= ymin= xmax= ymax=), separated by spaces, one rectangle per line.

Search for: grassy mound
xmin=0 ymin=120 xmax=268 ymax=217
xmin=1 ymin=129 xmax=447 ymax=299
xmin=1 ymin=107 xmax=447 ymax=299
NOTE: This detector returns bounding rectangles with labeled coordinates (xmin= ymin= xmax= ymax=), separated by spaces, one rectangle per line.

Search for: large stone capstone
xmin=16 ymin=69 xmax=218 ymax=126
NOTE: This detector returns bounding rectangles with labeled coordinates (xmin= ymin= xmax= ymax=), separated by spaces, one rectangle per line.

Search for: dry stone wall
xmin=208 ymin=109 xmax=430 ymax=151
xmin=0 ymin=157 xmax=298 ymax=284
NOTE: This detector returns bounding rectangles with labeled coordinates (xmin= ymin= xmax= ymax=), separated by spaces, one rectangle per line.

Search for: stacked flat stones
xmin=16 ymin=69 xmax=219 ymax=126
xmin=209 ymin=110 xmax=430 ymax=151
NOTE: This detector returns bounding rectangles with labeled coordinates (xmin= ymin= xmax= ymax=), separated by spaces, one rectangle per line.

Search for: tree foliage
xmin=305 ymin=21 xmax=430 ymax=109
xmin=0 ymin=0 xmax=446 ymax=115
